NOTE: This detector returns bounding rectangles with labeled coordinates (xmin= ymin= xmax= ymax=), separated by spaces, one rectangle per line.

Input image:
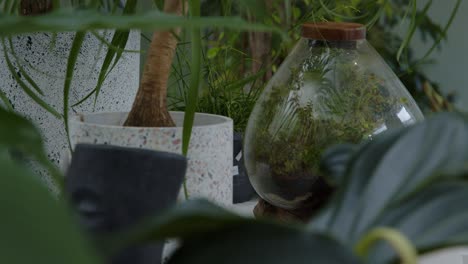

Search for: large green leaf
xmin=311 ymin=129 xmax=406 ymax=237
xmin=319 ymin=143 xmax=357 ymax=185
xmin=0 ymin=108 xmax=63 ymax=187
xmin=0 ymin=9 xmax=285 ymax=37
xmin=314 ymin=112 xmax=468 ymax=263
xmin=108 ymin=199 xmax=243 ymax=250
xmin=169 ymin=222 xmax=361 ymax=264
xmin=367 ymin=181 xmax=468 ymax=263
xmin=0 ymin=153 xmax=99 ymax=264
xmin=106 ymin=199 xmax=361 ymax=264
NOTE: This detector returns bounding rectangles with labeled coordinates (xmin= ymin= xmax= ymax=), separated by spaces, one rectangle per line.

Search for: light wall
xmin=410 ymin=0 xmax=468 ymax=111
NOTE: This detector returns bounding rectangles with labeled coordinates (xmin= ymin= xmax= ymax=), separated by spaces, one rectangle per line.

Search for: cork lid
xmin=301 ymin=22 xmax=366 ymax=41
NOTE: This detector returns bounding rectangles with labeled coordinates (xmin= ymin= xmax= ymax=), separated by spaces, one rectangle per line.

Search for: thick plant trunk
xmin=248 ymin=0 xmax=273 ymax=81
xmin=124 ymin=0 xmax=185 ymax=127
xmin=248 ymin=30 xmax=272 ymax=80
xmin=20 ymin=0 xmax=53 ymax=15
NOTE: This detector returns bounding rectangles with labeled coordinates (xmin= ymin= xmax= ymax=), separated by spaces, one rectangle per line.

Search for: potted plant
xmin=0 ymin=0 xmax=281 ymax=205
xmin=67 ymin=0 xmax=237 ymax=206
xmin=2 ymin=108 xmax=468 ymax=264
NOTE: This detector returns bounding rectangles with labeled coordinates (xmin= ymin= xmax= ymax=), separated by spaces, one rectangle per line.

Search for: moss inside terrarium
xmin=252 ymin=45 xmax=400 ymax=208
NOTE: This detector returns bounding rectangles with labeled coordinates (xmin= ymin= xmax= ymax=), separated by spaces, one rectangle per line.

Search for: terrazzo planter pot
xmin=69 ymin=111 xmax=233 ymax=206
xmin=0 ymin=32 xmax=140 ymax=188
xmin=65 ymin=144 xmax=187 ymax=264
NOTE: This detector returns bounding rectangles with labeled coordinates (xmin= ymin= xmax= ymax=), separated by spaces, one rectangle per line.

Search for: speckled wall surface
xmin=0 ymin=31 xmax=140 ymax=187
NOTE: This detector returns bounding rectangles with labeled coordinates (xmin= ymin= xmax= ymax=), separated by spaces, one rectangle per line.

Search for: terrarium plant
xmin=252 ymin=61 xmax=395 ymax=206
xmin=244 ymin=23 xmax=424 ymax=210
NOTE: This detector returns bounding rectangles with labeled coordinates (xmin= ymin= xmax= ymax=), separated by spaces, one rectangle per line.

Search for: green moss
xmin=252 ymin=45 xmax=398 ymax=204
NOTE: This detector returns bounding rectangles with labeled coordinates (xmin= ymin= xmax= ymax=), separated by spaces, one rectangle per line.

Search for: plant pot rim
xmin=70 ymin=111 xmax=233 ymax=130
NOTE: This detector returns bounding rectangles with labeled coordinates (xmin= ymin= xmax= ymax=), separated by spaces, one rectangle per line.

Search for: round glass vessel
xmin=244 ymin=22 xmax=424 ymax=210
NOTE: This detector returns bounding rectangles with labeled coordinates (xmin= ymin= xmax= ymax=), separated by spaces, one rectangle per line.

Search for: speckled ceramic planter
xmin=0 ymin=32 xmax=139 ymax=189
xmin=69 ymin=111 xmax=234 ymax=206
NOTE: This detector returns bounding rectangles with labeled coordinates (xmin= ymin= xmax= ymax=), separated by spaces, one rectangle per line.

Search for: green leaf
xmin=92 ymin=0 xmax=137 ymax=106
xmin=386 ymin=182 xmax=468 ymax=244
xmin=417 ymin=0 xmax=462 ymax=64
xmin=238 ymin=0 xmax=267 ymax=20
xmin=110 ymin=199 xmax=242 ymax=248
xmin=324 ymin=113 xmax=468 ymax=241
xmin=0 ymin=9 xmax=286 ymax=39
xmin=80 ymin=30 xmax=130 ymax=107
xmin=0 ymin=87 xmax=13 ymax=110
xmin=320 ymin=143 xmax=357 ymax=185
xmin=356 ymin=227 xmax=417 ymax=264
xmin=180 ymin=0 xmax=203 ymax=198
xmin=63 ymin=31 xmax=86 ymax=151
xmin=107 ymin=200 xmax=361 ymax=264
xmin=396 ymin=0 xmax=419 ymax=63
xmin=312 ymin=129 xmax=406 ymax=236
xmin=0 ymin=108 xmax=63 ymax=188
xmin=319 ymin=0 xmax=369 ymax=20
xmin=206 ymin=47 xmax=220 ymax=59
xmin=169 ymin=224 xmax=362 ymax=264
xmin=1 ymin=38 xmax=61 ymax=118
xmin=0 ymin=154 xmax=99 ymax=264
xmin=7 ymin=37 xmax=45 ymax=95
xmin=313 ymin=112 xmax=468 ymax=262
xmin=182 ymin=1 xmax=202 ymax=157
xmin=367 ymin=182 xmax=468 ymax=263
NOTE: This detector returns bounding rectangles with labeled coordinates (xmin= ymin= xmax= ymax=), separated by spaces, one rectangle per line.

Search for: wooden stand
xmin=253 ymin=184 xmax=334 ymax=223
xmin=254 ymin=198 xmax=332 ymax=223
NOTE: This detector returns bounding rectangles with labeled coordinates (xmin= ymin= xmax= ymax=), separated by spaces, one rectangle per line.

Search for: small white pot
xmin=69 ymin=111 xmax=234 ymax=206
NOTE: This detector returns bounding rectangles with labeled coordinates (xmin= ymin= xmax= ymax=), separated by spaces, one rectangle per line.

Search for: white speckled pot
xmin=69 ymin=111 xmax=234 ymax=206
xmin=0 ymin=32 xmax=139 ymax=188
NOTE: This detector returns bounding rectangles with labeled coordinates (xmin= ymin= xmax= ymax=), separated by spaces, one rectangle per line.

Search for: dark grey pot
xmin=65 ymin=144 xmax=187 ymax=264
xmin=233 ymin=132 xmax=256 ymax=203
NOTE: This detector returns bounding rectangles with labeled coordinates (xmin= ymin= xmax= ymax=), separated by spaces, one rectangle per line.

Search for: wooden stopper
xmin=302 ymin=22 xmax=366 ymax=41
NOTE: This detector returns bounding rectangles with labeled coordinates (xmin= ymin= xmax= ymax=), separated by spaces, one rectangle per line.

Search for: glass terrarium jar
xmin=244 ymin=22 xmax=424 ymax=210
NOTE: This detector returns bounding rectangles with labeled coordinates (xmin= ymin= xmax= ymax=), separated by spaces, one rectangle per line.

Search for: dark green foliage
xmin=2 ymin=105 xmax=468 ymax=264
xmin=0 ymin=127 xmax=98 ymax=264
xmin=0 ymin=107 xmax=62 ymax=187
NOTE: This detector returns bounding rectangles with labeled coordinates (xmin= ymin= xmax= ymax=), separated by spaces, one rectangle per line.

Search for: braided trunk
xmin=20 ymin=0 xmax=53 ymax=15
xmin=124 ymin=0 xmax=185 ymax=127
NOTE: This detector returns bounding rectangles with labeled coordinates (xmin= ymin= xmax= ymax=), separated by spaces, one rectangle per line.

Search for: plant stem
xmin=355 ymin=227 xmax=417 ymax=264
